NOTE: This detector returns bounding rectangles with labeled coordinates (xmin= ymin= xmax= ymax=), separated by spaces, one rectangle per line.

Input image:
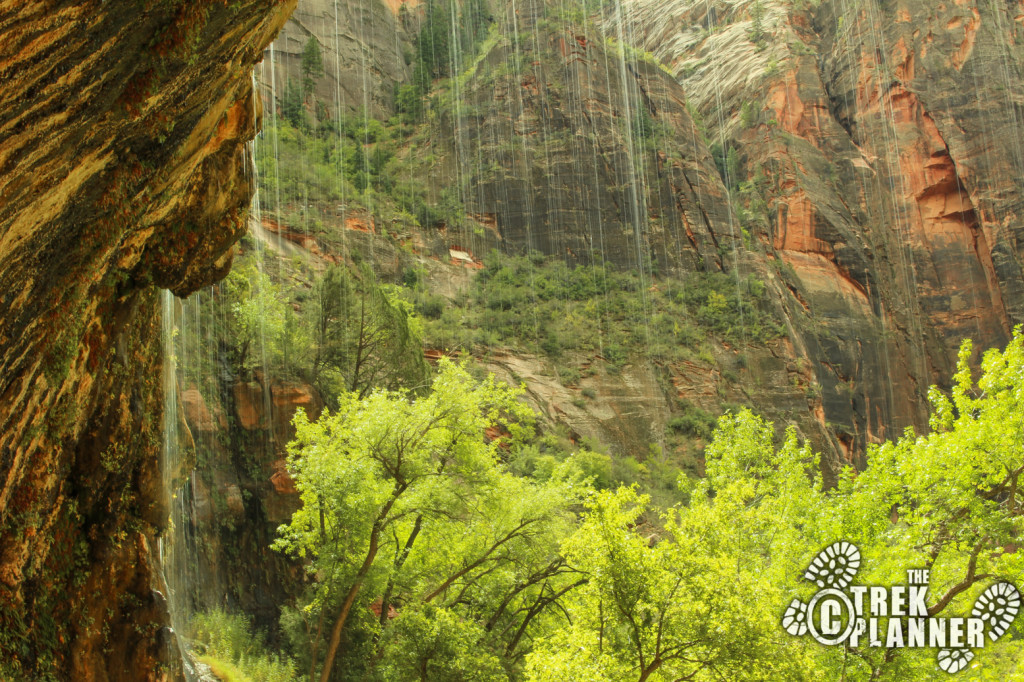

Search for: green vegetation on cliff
xmin=199 ymin=250 xmax=429 ymax=404
xmin=409 ymin=251 xmax=782 ymax=362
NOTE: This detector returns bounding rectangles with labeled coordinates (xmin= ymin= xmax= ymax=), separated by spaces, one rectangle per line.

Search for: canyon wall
xmin=223 ymin=0 xmax=1024 ymax=502
xmin=316 ymin=0 xmax=1024 ymax=477
xmin=317 ymin=0 xmax=1021 ymax=475
xmin=622 ymin=0 xmax=1024 ymax=463
xmin=0 ymin=1 xmax=294 ymax=678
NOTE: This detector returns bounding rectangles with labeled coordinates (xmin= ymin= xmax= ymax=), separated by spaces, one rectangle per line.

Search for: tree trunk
xmin=317 ymin=535 xmax=379 ymax=682
xmin=379 ymin=515 xmax=422 ymax=630
xmin=637 ymin=659 xmax=661 ymax=682
xmin=316 ymin=483 xmax=405 ymax=682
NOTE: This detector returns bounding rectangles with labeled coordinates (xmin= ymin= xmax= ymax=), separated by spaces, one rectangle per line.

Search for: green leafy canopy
xmin=272 ymin=331 xmax=1024 ymax=681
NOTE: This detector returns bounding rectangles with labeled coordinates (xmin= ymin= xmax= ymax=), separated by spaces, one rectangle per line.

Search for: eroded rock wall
xmin=175 ymin=369 xmax=318 ymax=635
xmin=440 ymin=0 xmax=736 ymax=273
xmin=0 ymin=1 xmax=294 ymax=678
xmin=622 ymin=0 xmax=1024 ymax=466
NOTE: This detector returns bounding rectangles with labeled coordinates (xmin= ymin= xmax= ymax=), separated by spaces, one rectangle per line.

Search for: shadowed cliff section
xmin=0 ymin=0 xmax=294 ymax=678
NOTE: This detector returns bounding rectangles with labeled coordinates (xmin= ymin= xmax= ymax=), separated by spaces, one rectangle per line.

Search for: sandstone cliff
xmin=219 ymin=0 xmax=1024 ymax=498
xmin=0 ymin=1 xmax=294 ymax=678
xmin=622 ymin=0 xmax=1024 ymax=464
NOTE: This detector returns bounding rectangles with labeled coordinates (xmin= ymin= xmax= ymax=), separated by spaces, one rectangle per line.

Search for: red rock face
xmin=0 ymin=0 xmax=295 ymax=678
xmin=619 ymin=0 xmax=1024 ymax=472
xmin=898 ymin=101 xmax=1008 ymax=346
xmin=172 ymin=372 xmax=318 ymax=629
xmin=182 ymin=387 xmax=223 ymax=433
xmin=833 ymin=0 xmax=1020 ymax=365
xmin=234 ymin=380 xmax=266 ymax=430
xmin=270 ymin=460 xmax=299 ymax=496
xmin=271 ymin=382 xmax=318 ymax=424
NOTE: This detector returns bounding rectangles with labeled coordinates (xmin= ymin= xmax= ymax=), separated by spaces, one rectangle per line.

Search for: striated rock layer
xmin=0 ymin=0 xmax=294 ymax=678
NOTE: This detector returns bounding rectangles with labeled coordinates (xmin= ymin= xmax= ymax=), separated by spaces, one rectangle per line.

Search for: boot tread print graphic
xmin=937 ymin=583 xmax=1019 ymax=673
xmin=936 ymin=648 xmax=974 ymax=674
xmin=783 ymin=543 xmax=860 ymax=637
xmin=781 ymin=598 xmax=808 ymax=636
xmin=973 ymin=581 xmax=1021 ymax=640
xmin=803 ymin=541 xmax=861 ymax=589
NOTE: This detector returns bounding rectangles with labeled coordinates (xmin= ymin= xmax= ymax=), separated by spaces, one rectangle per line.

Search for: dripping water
xmin=158 ymin=289 xmax=199 ymax=682
xmin=158 ymin=67 xmax=270 ymax=680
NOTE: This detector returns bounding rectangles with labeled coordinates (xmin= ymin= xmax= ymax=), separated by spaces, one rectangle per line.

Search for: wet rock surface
xmin=0 ymin=0 xmax=294 ymax=678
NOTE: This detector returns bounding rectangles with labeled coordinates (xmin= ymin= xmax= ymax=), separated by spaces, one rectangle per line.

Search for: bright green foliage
xmin=688 ymin=333 xmax=1024 ymax=678
xmin=528 ymin=330 xmax=1024 ymax=680
xmin=526 ymin=475 xmax=815 ymax=681
xmin=274 ymin=361 xmax=585 ymax=681
xmin=266 ymin=321 xmax=1024 ymax=680
xmin=816 ymin=333 xmax=1024 ymax=677
xmin=222 ymin=260 xmax=290 ymax=372
xmin=281 ymin=78 xmax=305 ymax=128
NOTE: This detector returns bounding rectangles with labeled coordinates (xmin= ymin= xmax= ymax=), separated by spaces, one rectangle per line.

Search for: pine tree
xmin=300 ymin=35 xmax=324 ymax=96
xmin=281 ymin=78 xmax=305 ymax=128
xmin=748 ymin=0 xmax=766 ymax=48
xmin=417 ymin=0 xmax=451 ymax=84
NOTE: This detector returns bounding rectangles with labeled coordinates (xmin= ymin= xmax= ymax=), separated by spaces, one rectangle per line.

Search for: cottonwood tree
xmin=274 ymin=361 xmax=586 ymax=682
xmin=819 ymin=334 xmax=1024 ymax=678
xmin=524 ymin=484 xmax=806 ymax=682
